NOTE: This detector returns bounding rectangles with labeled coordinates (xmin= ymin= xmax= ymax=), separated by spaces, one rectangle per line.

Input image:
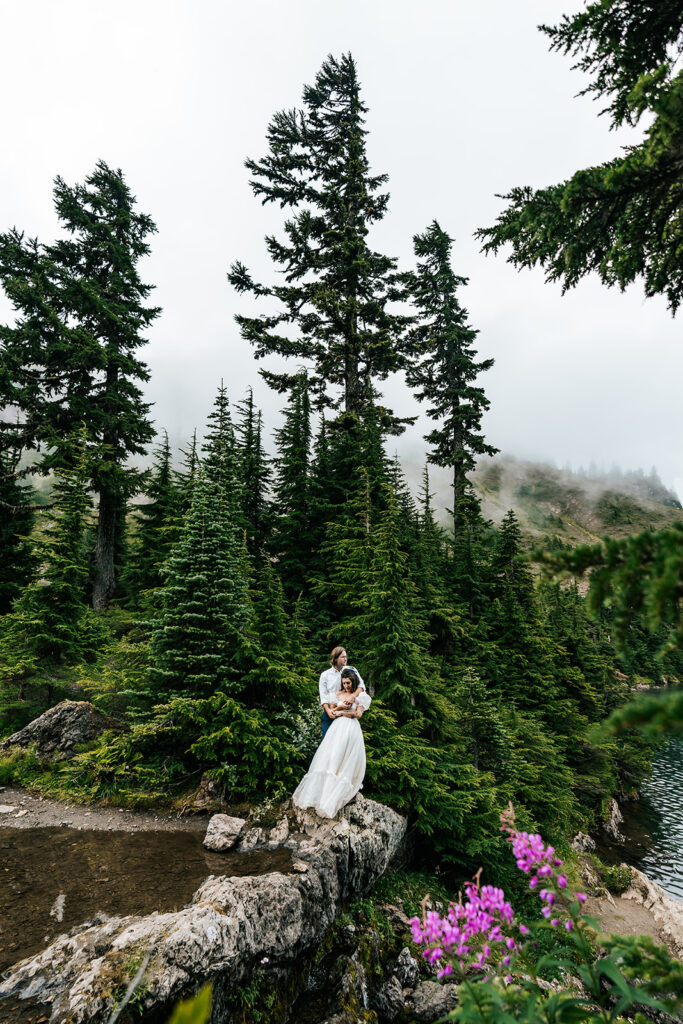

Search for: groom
xmin=319 ymin=646 xmax=366 ymax=738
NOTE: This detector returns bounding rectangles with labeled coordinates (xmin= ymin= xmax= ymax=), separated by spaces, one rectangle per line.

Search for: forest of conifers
xmin=1 ymin=45 xmax=682 ymax=887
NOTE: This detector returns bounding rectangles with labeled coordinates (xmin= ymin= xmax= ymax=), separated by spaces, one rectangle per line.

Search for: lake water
xmin=603 ymin=736 xmax=683 ymax=900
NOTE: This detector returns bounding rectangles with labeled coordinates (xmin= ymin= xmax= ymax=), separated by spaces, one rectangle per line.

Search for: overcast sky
xmin=1 ymin=0 xmax=681 ymax=501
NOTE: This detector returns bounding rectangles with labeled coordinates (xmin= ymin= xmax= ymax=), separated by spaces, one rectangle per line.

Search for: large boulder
xmin=0 ymin=796 xmax=407 ymax=1023
xmin=203 ymin=814 xmax=247 ymax=852
xmin=0 ymin=701 xmax=124 ymax=762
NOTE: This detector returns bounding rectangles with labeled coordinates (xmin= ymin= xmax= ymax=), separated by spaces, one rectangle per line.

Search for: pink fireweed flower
xmin=565 ymin=920 xmax=573 ymax=931
xmin=437 ymin=963 xmax=453 ymax=979
xmin=557 ymin=875 xmax=567 ymax=888
xmin=576 ymin=893 xmax=586 ymax=904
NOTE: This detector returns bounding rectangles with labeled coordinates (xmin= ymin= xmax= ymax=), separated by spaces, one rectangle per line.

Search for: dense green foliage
xmin=0 ymin=51 xmax=678 ymax=890
xmin=0 ymin=161 xmax=160 ymax=609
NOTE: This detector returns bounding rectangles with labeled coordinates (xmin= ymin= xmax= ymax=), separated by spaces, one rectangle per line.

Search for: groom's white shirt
xmin=318 ymin=666 xmax=366 ymax=707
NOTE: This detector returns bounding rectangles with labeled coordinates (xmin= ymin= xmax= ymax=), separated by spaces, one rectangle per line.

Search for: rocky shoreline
xmin=0 ymin=795 xmax=407 ymax=1023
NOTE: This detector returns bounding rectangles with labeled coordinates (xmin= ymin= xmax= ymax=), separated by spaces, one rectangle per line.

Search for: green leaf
xmin=166 ymin=984 xmax=212 ymax=1024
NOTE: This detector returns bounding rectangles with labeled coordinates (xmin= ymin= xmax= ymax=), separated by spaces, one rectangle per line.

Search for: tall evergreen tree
xmin=176 ymin=428 xmax=199 ymax=513
xmin=202 ymin=382 xmax=238 ymax=505
xmin=270 ymin=373 xmax=311 ymax=597
xmin=0 ymin=429 xmax=98 ymax=673
xmin=149 ymin=468 xmax=249 ymax=696
xmin=0 ymin=448 xmax=36 ymax=614
xmin=0 ymin=161 xmax=161 ymax=609
xmin=235 ymin=389 xmax=271 ymax=554
xmin=353 ymin=489 xmax=436 ymax=723
xmin=228 ymin=53 xmax=410 ymax=429
xmin=122 ymin=431 xmax=181 ymax=606
xmin=405 ymin=221 xmax=497 ymax=534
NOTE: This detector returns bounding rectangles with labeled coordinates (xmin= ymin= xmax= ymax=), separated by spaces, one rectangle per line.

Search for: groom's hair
xmin=330 ymin=645 xmax=345 ymax=667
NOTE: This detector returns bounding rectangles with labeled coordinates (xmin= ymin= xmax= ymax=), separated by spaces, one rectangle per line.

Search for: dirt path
xmin=0 ymin=786 xmax=208 ymax=832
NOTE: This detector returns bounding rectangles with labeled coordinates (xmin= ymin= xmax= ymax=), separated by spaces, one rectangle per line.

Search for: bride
xmin=293 ymin=667 xmax=371 ymax=818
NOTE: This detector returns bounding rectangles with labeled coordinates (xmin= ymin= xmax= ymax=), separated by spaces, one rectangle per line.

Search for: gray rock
xmin=202 ymin=813 xmax=247 ymax=852
xmin=237 ymin=826 xmax=265 ymax=851
xmin=571 ymin=831 xmax=596 ymax=852
xmin=372 ymin=974 xmax=404 ymax=1022
xmin=623 ymin=867 xmax=683 ymax=959
xmin=0 ymin=701 xmax=123 ymax=762
xmin=268 ymin=814 xmax=290 ymax=846
xmin=406 ymin=980 xmax=459 ymax=1022
xmin=393 ymin=946 xmax=419 ymax=989
xmin=603 ymin=798 xmax=625 ymax=842
xmin=0 ymin=796 xmax=406 ymax=1024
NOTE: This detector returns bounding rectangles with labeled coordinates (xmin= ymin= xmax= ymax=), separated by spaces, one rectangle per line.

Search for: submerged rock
xmin=0 ymin=701 xmax=123 ymax=762
xmin=0 ymin=796 xmax=406 ymax=1023
xmin=203 ymin=814 xmax=247 ymax=851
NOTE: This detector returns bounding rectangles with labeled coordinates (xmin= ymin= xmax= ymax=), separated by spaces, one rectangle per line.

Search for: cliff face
xmin=0 ymin=796 xmax=406 ymax=1024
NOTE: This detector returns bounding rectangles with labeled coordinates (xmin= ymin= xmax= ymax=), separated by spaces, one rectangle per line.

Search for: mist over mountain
xmin=425 ymin=454 xmax=683 ymax=546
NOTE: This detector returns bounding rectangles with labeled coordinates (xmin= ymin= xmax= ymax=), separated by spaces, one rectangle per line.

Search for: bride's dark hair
xmin=340 ymin=667 xmax=359 ymax=688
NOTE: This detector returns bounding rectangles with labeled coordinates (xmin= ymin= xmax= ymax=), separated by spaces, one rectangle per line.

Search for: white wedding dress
xmin=293 ymin=692 xmax=372 ymax=819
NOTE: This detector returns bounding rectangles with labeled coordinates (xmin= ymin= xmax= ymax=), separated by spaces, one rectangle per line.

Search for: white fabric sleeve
xmin=357 ymin=691 xmax=371 ymax=710
xmin=319 ymin=671 xmax=329 ymax=706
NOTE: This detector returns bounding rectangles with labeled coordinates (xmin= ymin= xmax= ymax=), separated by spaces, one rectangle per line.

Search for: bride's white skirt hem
xmin=292 ymin=717 xmax=366 ymax=819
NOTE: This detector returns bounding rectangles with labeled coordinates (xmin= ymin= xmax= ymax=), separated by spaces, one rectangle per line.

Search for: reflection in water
xmin=613 ymin=737 xmax=683 ymax=900
xmin=0 ymin=826 xmax=292 ymax=974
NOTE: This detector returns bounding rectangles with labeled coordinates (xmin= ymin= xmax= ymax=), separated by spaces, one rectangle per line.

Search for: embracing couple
xmin=292 ymin=646 xmax=372 ymax=819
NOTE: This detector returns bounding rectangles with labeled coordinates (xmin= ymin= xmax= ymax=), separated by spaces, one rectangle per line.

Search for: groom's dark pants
xmin=321 ymin=709 xmax=334 ymax=738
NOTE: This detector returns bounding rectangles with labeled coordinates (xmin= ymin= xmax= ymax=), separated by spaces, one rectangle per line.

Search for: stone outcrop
xmin=202 ymin=814 xmax=247 ymax=852
xmin=603 ymin=798 xmax=625 ymax=842
xmin=622 ymin=867 xmax=683 ymax=960
xmin=406 ymin=979 xmax=459 ymax=1022
xmin=571 ymin=831 xmax=596 ymax=853
xmin=0 ymin=701 xmax=123 ymax=762
xmin=0 ymin=795 xmax=406 ymax=1023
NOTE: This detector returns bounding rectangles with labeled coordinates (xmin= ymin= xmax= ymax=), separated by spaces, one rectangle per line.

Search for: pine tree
xmin=228 ymin=53 xmax=410 ymax=429
xmin=0 ymin=448 xmax=36 ymax=614
xmin=251 ymin=555 xmax=289 ymax=660
xmin=235 ymin=389 xmax=271 ymax=554
xmin=0 ymin=429 xmax=98 ymax=672
xmin=176 ymin=428 xmax=199 ymax=513
xmin=356 ymin=491 xmax=436 ymax=722
xmin=148 ymin=469 xmax=249 ymax=695
xmin=0 ymin=161 xmax=161 ymax=609
xmin=122 ymin=431 xmax=181 ymax=606
xmin=202 ymin=382 xmax=238 ymax=505
xmin=270 ymin=373 xmax=311 ymax=598
xmin=405 ymin=221 xmax=497 ymax=533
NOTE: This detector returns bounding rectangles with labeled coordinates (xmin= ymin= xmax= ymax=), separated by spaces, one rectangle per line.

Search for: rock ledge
xmin=0 ymin=796 xmax=406 ymax=1023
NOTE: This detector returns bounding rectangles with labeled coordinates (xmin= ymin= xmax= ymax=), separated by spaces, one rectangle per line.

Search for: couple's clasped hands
xmin=329 ymin=699 xmax=363 ymax=720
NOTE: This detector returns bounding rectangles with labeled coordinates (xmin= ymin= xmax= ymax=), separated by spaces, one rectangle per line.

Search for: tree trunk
xmin=92 ymin=488 xmax=117 ymax=609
